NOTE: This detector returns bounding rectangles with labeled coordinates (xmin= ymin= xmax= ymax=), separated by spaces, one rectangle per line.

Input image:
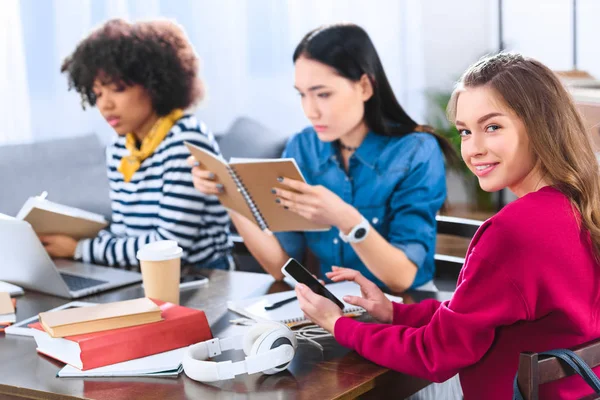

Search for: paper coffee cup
xmin=137 ymin=240 xmax=183 ymax=304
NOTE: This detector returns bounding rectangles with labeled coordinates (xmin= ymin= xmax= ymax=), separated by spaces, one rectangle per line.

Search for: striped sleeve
xmin=78 ymin=117 xmax=230 ymax=268
xmin=78 ymin=229 xmax=154 ymax=267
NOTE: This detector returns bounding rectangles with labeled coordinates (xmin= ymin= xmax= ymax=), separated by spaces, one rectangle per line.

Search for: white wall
xmin=10 ymin=0 xmax=424 ymax=146
xmin=577 ymin=0 xmax=600 ymax=76
xmin=419 ymin=0 xmax=498 ymax=206
xmin=502 ymin=0 xmax=573 ymax=70
xmin=499 ymin=0 xmax=600 ymax=75
xmin=421 ymin=0 xmax=497 ymax=92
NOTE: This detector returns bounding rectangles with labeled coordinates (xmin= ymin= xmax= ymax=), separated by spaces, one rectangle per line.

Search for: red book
xmin=30 ymin=301 xmax=211 ymax=370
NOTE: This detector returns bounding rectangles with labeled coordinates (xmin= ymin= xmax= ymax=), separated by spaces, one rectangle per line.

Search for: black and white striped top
xmin=78 ymin=114 xmax=232 ymax=268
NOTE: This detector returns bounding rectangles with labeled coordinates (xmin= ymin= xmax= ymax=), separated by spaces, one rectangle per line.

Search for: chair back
xmin=434 ymin=215 xmax=483 ymax=282
xmin=515 ymin=338 xmax=600 ymax=400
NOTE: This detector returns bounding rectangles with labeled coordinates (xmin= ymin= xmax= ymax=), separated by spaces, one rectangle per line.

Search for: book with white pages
xmin=227 ymin=281 xmax=403 ymax=327
xmin=58 ymin=348 xmax=185 ymax=378
xmin=16 ymin=193 xmax=108 ymax=239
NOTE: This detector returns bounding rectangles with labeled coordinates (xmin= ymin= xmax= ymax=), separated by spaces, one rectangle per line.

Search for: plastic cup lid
xmin=136 ymin=240 xmax=183 ymax=262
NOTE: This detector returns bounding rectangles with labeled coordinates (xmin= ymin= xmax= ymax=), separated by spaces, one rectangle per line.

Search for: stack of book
xmin=30 ymin=298 xmax=212 ymax=377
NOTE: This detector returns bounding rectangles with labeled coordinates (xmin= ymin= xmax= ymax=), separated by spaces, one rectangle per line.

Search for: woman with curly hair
xmin=41 ymin=18 xmax=232 ymax=270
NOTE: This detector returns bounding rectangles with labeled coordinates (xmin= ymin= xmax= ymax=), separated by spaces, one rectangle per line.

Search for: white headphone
xmin=183 ymin=322 xmax=298 ymax=382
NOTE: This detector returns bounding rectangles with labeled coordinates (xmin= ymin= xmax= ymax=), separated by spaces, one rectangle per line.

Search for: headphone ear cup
xmin=243 ymin=323 xmax=281 ymax=356
xmin=250 ymin=327 xmax=297 ymax=375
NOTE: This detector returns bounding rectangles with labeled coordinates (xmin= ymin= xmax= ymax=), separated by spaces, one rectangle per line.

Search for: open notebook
xmin=227 ymin=281 xmax=403 ymax=327
xmin=185 ymin=142 xmax=329 ymax=233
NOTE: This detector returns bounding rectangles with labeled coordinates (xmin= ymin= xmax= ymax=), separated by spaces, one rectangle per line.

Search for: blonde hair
xmin=447 ymin=53 xmax=600 ymax=259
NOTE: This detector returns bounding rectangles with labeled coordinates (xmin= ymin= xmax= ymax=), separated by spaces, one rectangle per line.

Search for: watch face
xmin=354 ymin=227 xmax=367 ymax=239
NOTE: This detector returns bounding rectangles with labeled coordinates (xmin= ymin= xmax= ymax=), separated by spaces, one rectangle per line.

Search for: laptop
xmin=0 ymin=218 xmax=142 ymax=298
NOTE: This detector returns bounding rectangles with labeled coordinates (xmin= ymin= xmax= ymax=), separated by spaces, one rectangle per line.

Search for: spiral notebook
xmin=185 ymin=142 xmax=330 ymax=233
xmin=227 ymin=281 xmax=403 ymax=326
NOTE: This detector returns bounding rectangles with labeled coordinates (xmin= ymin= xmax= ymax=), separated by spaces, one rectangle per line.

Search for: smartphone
xmin=142 ymin=275 xmax=208 ymax=290
xmin=179 ymin=274 xmax=209 ymax=289
xmin=281 ymin=258 xmax=345 ymax=309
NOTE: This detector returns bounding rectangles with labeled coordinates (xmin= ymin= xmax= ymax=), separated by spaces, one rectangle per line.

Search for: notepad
xmin=185 ymin=142 xmax=330 ymax=233
xmin=39 ymin=297 xmax=162 ymax=338
xmin=227 ymin=281 xmax=403 ymax=327
xmin=16 ymin=194 xmax=108 ymax=239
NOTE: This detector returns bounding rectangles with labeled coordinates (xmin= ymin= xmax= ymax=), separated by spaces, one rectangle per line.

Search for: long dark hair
xmin=293 ymin=23 xmax=459 ymax=166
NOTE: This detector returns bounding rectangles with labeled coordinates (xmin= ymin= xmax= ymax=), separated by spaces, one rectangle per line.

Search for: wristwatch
xmin=338 ymin=216 xmax=370 ymax=243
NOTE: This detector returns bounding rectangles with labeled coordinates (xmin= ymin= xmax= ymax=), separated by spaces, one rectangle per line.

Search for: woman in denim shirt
xmin=192 ymin=23 xmax=458 ymax=292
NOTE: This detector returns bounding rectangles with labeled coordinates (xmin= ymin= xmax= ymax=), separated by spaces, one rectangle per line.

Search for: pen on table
xmin=264 ymin=296 xmax=297 ymax=311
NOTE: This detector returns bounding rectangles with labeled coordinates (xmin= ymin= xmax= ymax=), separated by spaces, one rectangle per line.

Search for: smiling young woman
xmin=45 ymin=19 xmax=232 ymax=271
xmin=295 ymin=52 xmax=600 ymax=400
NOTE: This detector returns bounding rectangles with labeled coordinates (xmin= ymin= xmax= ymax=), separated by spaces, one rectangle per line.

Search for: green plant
xmin=427 ymin=90 xmax=495 ymax=212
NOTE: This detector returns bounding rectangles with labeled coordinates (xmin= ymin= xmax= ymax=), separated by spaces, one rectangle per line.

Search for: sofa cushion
xmin=216 ymin=117 xmax=288 ymax=160
xmin=0 ymin=134 xmax=112 ymax=219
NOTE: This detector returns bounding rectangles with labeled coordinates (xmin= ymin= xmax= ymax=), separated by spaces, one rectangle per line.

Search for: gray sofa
xmin=217 ymin=117 xmax=288 ymax=161
xmin=0 ymin=134 xmax=111 ymax=218
xmin=0 ymin=117 xmax=288 ymax=220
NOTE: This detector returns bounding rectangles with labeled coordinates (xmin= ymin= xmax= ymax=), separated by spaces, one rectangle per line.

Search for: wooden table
xmin=0 ymin=269 xmax=453 ymax=400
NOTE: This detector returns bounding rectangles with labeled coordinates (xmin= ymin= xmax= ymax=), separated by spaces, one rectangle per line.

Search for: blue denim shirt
xmin=275 ymin=127 xmax=447 ymax=289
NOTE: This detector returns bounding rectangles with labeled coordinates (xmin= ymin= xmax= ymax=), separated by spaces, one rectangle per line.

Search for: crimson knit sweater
xmin=335 ymin=187 xmax=600 ymax=399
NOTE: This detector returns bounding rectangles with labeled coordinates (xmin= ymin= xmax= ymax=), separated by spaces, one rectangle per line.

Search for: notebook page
xmin=17 ymin=196 xmax=107 ymax=223
xmin=227 ymin=281 xmax=402 ymax=324
xmin=230 ymin=158 xmax=329 ymax=232
xmin=185 ymin=142 xmax=256 ymax=223
xmin=15 ymin=196 xmax=108 ymax=239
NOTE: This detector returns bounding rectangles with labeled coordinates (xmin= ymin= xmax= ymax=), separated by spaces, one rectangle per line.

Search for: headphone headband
xmin=183 ymin=323 xmax=297 ymax=382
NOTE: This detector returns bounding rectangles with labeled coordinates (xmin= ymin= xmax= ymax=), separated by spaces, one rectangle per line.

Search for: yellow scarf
xmin=118 ymin=109 xmax=184 ymax=182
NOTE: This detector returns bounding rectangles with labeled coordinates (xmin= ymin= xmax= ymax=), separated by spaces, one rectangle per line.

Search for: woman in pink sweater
xmin=296 ymin=52 xmax=600 ymax=399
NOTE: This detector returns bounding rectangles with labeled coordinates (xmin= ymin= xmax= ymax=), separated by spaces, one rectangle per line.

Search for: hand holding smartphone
xmin=281 ymin=258 xmax=345 ymax=309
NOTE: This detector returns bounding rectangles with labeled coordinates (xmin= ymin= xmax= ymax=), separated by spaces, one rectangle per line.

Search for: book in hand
xmin=39 ymin=297 xmax=162 ymax=338
xmin=16 ymin=193 xmax=108 ymax=239
xmin=0 ymin=292 xmax=16 ymax=324
xmin=30 ymin=300 xmax=212 ymax=370
xmin=58 ymin=348 xmax=185 ymax=378
xmin=227 ymin=281 xmax=403 ymax=327
xmin=0 ymin=281 xmax=24 ymax=296
xmin=185 ymin=141 xmax=330 ymax=233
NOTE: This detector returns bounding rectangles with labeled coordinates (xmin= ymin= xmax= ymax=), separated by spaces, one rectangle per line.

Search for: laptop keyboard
xmin=60 ymin=273 xmax=108 ymax=292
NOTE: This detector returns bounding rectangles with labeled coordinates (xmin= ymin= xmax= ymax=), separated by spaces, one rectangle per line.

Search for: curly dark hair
xmin=61 ymin=18 xmax=203 ymax=116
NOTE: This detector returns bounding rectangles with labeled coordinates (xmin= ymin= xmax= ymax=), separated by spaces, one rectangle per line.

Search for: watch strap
xmin=339 ymin=216 xmax=370 ymax=243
